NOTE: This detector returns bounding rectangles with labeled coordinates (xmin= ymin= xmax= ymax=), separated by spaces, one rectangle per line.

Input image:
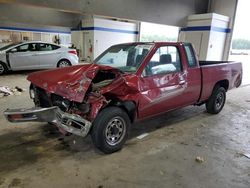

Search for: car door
xmin=36 ymin=43 xmax=61 ymax=68
xmin=8 ymin=43 xmax=40 ymax=70
xmin=137 ymin=45 xmax=188 ymax=119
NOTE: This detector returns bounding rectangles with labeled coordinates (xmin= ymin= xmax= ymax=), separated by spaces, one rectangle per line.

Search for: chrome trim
xmin=4 ymin=106 xmax=92 ymax=138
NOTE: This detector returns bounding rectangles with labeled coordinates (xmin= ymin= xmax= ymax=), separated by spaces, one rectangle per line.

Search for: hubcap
xmin=215 ymin=92 xmax=224 ymax=110
xmin=0 ymin=64 xmax=4 ymax=74
xmin=58 ymin=61 xmax=70 ymax=67
xmin=105 ymin=117 xmax=126 ymax=146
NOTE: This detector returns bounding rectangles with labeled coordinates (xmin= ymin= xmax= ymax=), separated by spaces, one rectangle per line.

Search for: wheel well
xmin=214 ymin=80 xmax=229 ymax=91
xmin=0 ymin=61 xmax=8 ymax=72
xmin=108 ymin=100 xmax=136 ymax=123
xmin=57 ymin=59 xmax=71 ymax=67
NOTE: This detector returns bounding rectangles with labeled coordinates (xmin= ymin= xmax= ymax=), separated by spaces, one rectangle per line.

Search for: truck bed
xmin=199 ymin=61 xmax=242 ymax=102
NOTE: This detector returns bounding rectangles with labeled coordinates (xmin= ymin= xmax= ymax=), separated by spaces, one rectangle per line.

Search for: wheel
xmin=57 ymin=59 xmax=71 ymax=68
xmin=0 ymin=62 xmax=8 ymax=75
xmin=91 ymin=107 xmax=131 ymax=154
xmin=206 ymin=86 xmax=226 ymax=114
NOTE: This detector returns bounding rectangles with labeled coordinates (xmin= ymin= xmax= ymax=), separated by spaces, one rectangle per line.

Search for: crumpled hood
xmin=27 ymin=63 xmax=120 ymax=102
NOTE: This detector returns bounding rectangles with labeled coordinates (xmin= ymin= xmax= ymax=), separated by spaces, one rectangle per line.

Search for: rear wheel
xmin=0 ymin=62 xmax=8 ymax=75
xmin=57 ymin=59 xmax=71 ymax=68
xmin=206 ymin=86 xmax=226 ymax=114
xmin=91 ymin=107 xmax=131 ymax=154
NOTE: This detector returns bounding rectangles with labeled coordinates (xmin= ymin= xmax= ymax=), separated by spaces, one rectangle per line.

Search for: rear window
xmin=52 ymin=45 xmax=60 ymax=50
xmin=39 ymin=43 xmax=60 ymax=51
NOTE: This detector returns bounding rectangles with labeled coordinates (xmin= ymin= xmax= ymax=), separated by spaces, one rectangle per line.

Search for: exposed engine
xmin=91 ymin=70 xmax=117 ymax=91
xmin=29 ymin=70 xmax=118 ymax=121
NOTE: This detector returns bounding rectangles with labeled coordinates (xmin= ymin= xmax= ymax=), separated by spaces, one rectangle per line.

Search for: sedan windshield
xmin=0 ymin=42 xmax=22 ymax=51
xmin=95 ymin=44 xmax=153 ymax=73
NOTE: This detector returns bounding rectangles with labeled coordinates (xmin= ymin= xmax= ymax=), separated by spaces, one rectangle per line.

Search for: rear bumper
xmin=4 ymin=106 xmax=92 ymax=138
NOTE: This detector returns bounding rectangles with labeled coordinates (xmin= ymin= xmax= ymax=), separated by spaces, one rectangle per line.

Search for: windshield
xmin=0 ymin=42 xmax=22 ymax=51
xmin=95 ymin=44 xmax=153 ymax=73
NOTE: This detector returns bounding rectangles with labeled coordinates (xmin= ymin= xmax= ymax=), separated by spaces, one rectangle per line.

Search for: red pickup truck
xmin=4 ymin=42 xmax=242 ymax=153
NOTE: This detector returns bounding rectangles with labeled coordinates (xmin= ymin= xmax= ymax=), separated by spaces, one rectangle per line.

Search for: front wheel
xmin=91 ymin=107 xmax=131 ymax=154
xmin=0 ymin=62 xmax=8 ymax=75
xmin=206 ymin=87 xmax=226 ymax=114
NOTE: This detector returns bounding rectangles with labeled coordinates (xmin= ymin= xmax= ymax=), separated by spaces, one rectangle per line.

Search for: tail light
xmin=68 ymin=50 xmax=77 ymax=55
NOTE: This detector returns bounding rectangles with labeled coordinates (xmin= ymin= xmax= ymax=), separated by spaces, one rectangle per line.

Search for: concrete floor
xmin=0 ymin=71 xmax=250 ymax=188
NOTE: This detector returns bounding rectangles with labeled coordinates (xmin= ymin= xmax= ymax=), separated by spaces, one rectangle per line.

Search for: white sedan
xmin=0 ymin=41 xmax=79 ymax=75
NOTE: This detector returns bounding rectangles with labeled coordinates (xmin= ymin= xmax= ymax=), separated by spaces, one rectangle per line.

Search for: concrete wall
xmin=0 ymin=0 xmax=209 ymax=27
xmin=0 ymin=3 xmax=82 ymax=28
xmin=208 ymin=0 xmax=238 ymax=60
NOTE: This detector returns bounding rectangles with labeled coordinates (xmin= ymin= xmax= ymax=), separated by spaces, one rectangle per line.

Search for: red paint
xmin=27 ymin=42 xmax=242 ymax=121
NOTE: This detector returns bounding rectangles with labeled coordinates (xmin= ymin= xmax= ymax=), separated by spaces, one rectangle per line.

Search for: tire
xmin=91 ymin=107 xmax=131 ymax=154
xmin=206 ymin=86 xmax=226 ymax=114
xmin=0 ymin=62 xmax=8 ymax=75
xmin=57 ymin=59 xmax=71 ymax=68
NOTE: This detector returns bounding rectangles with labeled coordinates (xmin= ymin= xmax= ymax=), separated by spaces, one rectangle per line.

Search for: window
xmin=12 ymin=43 xmax=38 ymax=52
xmin=95 ymin=44 xmax=153 ymax=73
xmin=0 ymin=42 xmax=22 ymax=51
xmin=143 ymin=46 xmax=181 ymax=76
xmin=52 ymin=45 xmax=60 ymax=50
xmin=16 ymin=44 xmax=29 ymax=52
xmin=184 ymin=44 xmax=197 ymax=67
xmin=39 ymin=43 xmax=59 ymax=51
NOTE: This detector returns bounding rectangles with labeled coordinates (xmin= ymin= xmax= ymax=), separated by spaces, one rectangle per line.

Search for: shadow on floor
xmin=0 ymin=105 xmax=207 ymax=174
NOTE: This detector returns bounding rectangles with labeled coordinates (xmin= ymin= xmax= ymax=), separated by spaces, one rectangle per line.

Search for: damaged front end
xmin=4 ymin=64 xmax=128 ymax=138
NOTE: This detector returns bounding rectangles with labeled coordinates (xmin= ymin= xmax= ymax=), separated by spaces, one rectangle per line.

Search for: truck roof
xmin=112 ymin=41 xmax=189 ymax=46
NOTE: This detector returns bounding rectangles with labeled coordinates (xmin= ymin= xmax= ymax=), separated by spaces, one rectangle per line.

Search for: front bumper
xmin=4 ymin=106 xmax=92 ymax=137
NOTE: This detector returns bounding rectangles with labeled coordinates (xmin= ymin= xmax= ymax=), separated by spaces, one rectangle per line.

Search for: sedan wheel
xmin=0 ymin=63 xmax=7 ymax=75
xmin=58 ymin=60 xmax=71 ymax=68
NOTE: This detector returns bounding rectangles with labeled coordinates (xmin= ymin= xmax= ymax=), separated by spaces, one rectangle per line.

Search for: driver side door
xmin=138 ymin=45 xmax=187 ymax=119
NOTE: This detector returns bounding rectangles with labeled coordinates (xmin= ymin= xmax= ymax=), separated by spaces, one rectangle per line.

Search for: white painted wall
xmin=72 ymin=16 xmax=139 ymax=61
xmin=93 ymin=18 xmax=138 ymax=58
xmin=209 ymin=0 xmax=238 ymax=60
xmin=179 ymin=13 xmax=230 ymax=61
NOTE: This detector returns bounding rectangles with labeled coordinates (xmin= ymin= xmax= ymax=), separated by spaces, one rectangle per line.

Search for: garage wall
xmin=93 ymin=18 xmax=138 ymax=57
xmin=209 ymin=0 xmax=238 ymax=27
xmin=72 ymin=16 xmax=139 ymax=61
xmin=208 ymin=0 xmax=238 ymax=60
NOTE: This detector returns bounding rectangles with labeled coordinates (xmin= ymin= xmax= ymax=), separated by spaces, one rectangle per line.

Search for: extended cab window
xmin=184 ymin=44 xmax=197 ymax=67
xmin=143 ymin=46 xmax=181 ymax=76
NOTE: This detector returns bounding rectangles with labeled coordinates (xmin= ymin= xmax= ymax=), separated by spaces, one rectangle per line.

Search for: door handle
xmin=31 ymin=54 xmax=39 ymax=56
xmin=179 ymin=80 xmax=186 ymax=85
xmin=179 ymin=73 xmax=186 ymax=85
